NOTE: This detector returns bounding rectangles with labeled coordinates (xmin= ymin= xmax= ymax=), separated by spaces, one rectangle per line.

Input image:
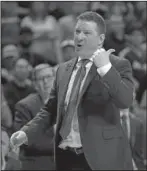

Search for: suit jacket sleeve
xmin=133 ymin=121 xmax=145 ymax=170
xmin=21 ymin=68 xmax=58 ymax=146
xmin=14 ymin=103 xmax=33 ymax=131
xmin=101 ymin=58 xmax=134 ymax=108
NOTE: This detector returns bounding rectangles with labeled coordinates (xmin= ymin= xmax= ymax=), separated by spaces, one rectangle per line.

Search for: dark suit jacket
xmin=21 ymin=55 xmax=134 ymax=170
xmin=14 ymin=93 xmax=54 ymax=159
xmin=129 ymin=113 xmax=145 ymax=170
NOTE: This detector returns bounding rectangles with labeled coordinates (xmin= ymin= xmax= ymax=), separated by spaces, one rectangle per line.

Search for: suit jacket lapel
xmin=59 ymin=57 xmax=78 ymax=109
xmin=78 ymin=63 xmax=98 ymax=105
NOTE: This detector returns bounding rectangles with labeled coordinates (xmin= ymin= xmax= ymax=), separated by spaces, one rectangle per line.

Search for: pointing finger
xmin=107 ymin=49 xmax=115 ymax=55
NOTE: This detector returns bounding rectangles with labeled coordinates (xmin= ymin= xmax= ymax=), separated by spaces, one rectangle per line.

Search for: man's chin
xmin=76 ymin=50 xmax=85 ymax=56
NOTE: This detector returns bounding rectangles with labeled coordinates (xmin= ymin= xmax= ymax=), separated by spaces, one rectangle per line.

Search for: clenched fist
xmin=10 ymin=131 xmax=28 ymax=148
xmin=93 ymin=48 xmax=115 ymax=68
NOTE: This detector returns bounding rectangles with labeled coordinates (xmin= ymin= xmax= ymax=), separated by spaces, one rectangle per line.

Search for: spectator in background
xmin=104 ymin=2 xmax=127 ymax=56
xmin=1 ymin=1 xmax=20 ymax=46
xmin=60 ymin=40 xmax=76 ymax=62
xmin=21 ymin=1 xmax=63 ymax=65
xmin=14 ymin=64 xmax=55 ymax=170
xmin=119 ymin=28 xmax=145 ymax=84
xmin=136 ymin=74 xmax=147 ymax=105
xmin=18 ymin=26 xmax=51 ymax=67
xmin=59 ymin=1 xmax=89 ymax=41
xmin=1 ymin=45 xmax=19 ymax=85
xmin=3 ymin=58 xmax=35 ymax=121
xmin=120 ymin=108 xmax=145 ymax=170
xmin=18 ymin=27 xmax=33 ymax=62
xmin=89 ymin=2 xmax=109 ymax=19
xmin=104 ymin=18 xmax=126 ymax=56
xmin=48 ymin=2 xmax=65 ymax=20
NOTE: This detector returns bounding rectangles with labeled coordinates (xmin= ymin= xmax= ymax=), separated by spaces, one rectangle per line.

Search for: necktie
xmin=121 ymin=115 xmax=129 ymax=138
xmin=60 ymin=59 xmax=89 ymax=139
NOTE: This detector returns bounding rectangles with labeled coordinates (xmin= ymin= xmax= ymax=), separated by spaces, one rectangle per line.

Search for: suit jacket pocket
xmin=102 ymin=127 xmax=122 ymax=140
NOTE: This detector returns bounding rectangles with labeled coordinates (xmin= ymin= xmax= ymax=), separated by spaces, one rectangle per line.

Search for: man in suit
xmin=13 ymin=64 xmax=55 ymax=170
xmin=120 ymin=108 xmax=145 ymax=170
xmin=10 ymin=11 xmax=134 ymax=170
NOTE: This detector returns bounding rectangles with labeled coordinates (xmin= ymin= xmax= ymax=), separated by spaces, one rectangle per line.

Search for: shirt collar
xmin=78 ymin=48 xmax=105 ymax=63
xmin=78 ymin=56 xmax=93 ymax=62
xmin=77 ymin=57 xmax=93 ymax=68
xmin=120 ymin=110 xmax=129 ymax=119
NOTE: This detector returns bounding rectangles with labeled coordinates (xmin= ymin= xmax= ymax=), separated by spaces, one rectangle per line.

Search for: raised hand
xmin=93 ymin=49 xmax=115 ymax=68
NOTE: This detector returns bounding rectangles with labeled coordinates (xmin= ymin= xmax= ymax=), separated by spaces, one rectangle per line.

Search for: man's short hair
xmin=32 ymin=63 xmax=53 ymax=80
xmin=77 ymin=11 xmax=106 ymax=34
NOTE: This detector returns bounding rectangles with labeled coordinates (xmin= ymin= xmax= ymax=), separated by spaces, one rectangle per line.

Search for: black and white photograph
xmin=1 ymin=1 xmax=146 ymax=170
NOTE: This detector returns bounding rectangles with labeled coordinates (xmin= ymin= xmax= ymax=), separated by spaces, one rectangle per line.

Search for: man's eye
xmin=84 ymin=32 xmax=90 ymax=35
xmin=76 ymin=30 xmax=80 ymax=34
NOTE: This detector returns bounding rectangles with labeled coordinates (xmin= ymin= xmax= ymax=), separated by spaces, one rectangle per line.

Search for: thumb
xmin=107 ymin=49 xmax=115 ymax=55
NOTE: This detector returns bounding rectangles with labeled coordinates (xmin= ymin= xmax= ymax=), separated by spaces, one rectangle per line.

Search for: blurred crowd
xmin=1 ymin=1 xmax=146 ymax=170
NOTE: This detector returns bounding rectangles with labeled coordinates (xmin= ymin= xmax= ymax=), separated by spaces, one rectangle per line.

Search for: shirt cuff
xmin=97 ymin=63 xmax=112 ymax=77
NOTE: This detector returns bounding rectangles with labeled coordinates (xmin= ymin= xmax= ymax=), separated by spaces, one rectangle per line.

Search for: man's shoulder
xmin=58 ymin=57 xmax=77 ymax=70
xmin=110 ymin=54 xmax=131 ymax=68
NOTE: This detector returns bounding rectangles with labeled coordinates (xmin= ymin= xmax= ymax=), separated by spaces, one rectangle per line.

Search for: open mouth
xmin=76 ymin=44 xmax=82 ymax=48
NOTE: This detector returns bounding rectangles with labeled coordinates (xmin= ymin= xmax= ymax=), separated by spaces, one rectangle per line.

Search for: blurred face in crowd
xmin=14 ymin=59 xmax=30 ymax=81
xmin=111 ymin=22 xmax=125 ymax=40
xmin=34 ymin=67 xmax=54 ymax=97
xmin=74 ymin=19 xmax=105 ymax=58
xmin=31 ymin=2 xmax=46 ymax=15
xmin=2 ymin=57 xmax=17 ymax=71
xmin=62 ymin=46 xmax=76 ymax=62
xmin=131 ymin=30 xmax=144 ymax=45
xmin=20 ymin=32 xmax=33 ymax=48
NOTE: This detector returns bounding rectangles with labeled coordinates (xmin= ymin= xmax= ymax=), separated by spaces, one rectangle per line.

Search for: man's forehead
xmin=75 ymin=20 xmax=98 ymax=30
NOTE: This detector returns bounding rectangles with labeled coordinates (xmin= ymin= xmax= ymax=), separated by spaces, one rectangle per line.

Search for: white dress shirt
xmin=59 ymin=51 xmax=112 ymax=149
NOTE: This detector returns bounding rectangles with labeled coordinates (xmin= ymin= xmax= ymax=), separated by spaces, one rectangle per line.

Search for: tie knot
xmin=121 ymin=115 xmax=127 ymax=121
xmin=80 ymin=59 xmax=90 ymax=67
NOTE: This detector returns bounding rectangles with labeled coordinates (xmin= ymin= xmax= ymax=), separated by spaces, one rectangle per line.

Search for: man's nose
xmin=43 ymin=77 xmax=48 ymax=83
xmin=77 ymin=32 xmax=85 ymax=41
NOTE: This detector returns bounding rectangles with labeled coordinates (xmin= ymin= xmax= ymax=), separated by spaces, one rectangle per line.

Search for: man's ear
xmin=99 ymin=34 xmax=105 ymax=45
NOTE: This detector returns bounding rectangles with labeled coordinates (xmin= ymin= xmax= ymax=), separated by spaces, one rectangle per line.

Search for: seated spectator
xmin=60 ymin=40 xmax=76 ymax=62
xmin=14 ymin=64 xmax=55 ymax=170
xmin=21 ymin=1 xmax=62 ymax=65
xmin=1 ymin=45 xmax=19 ymax=85
xmin=3 ymin=58 xmax=35 ymax=121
